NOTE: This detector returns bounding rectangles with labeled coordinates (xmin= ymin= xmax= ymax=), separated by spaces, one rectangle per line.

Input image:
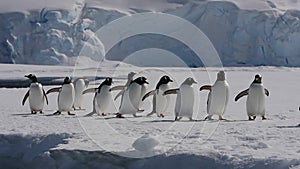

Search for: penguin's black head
xmin=98 ymin=77 xmax=113 ymax=91
xmin=253 ymin=74 xmax=262 ymax=83
xmin=63 ymin=77 xmax=72 ymax=84
xmin=25 ymin=74 xmax=37 ymax=83
xmin=133 ymin=77 xmax=149 ymax=85
xmin=103 ymin=77 xmax=113 ymax=86
xmin=156 ymin=75 xmax=173 ymax=89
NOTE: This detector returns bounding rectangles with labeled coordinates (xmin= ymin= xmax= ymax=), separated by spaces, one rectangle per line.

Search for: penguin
xmin=116 ymin=76 xmax=149 ymax=118
xmin=110 ymin=72 xmax=136 ymax=100
xmin=47 ymin=77 xmax=75 ymax=115
xmin=83 ymin=77 xmax=113 ymax=116
xmin=200 ymin=71 xmax=229 ymax=120
xmin=142 ymin=75 xmax=173 ymax=118
xmin=22 ymin=74 xmax=48 ymax=114
xmin=73 ymin=78 xmax=89 ymax=110
xmin=164 ymin=77 xmax=197 ymax=121
xmin=235 ymin=74 xmax=269 ymax=120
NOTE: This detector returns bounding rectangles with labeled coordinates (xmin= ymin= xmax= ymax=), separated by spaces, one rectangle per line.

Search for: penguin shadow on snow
xmin=101 ymin=115 xmax=145 ymax=120
xmin=11 ymin=113 xmax=38 ymax=117
xmin=276 ymin=124 xmax=300 ymax=128
xmin=221 ymin=119 xmax=256 ymax=123
xmin=148 ymin=119 xmax=207 ymax=123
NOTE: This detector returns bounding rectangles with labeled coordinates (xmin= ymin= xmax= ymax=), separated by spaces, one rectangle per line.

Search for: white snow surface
xmin=0 ymin=62 xmax=299 ymax=168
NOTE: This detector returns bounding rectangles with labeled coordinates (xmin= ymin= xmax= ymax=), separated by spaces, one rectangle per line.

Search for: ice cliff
xmin=0 ymin=0 xmax=300 ymax=66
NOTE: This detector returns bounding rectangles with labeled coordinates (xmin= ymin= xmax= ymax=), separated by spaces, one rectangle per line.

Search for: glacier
xmin=0 ymin=0 xmax=300 ymax=66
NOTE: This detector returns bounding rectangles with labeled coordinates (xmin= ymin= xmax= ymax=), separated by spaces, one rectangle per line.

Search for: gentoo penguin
xmin=110 ymin=72 xmax=136 ymax=100
xmin=22 ymin=74 xmax=48 ymax=114
xmin=83 ymin=77 xmax=113 ymax=116
xmin=116 ymin=76 xmax=149 ymax=118
xmin=142 ymin=75 xmax=173 ymax=118
xmin=164 ymin=77 xmax=197 ymax=121
xmin=73 ymin=78 xmax=89 ymax=110
xmin=235 ymin=74 xmax=269 ymax=120
xmin=200 ymin=71 xmax=229 ymax=120
xmin=47 ymin=77 xmax=75 ymax=115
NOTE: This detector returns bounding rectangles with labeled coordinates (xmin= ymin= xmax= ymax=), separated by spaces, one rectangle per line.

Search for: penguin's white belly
xmin=208 ymin=82 xmax=229 ymax=115
xmin=175 ymin=85 xmax=194 ymax=117
xmin=74 ymin=80 xmax=86 ymax=108
xmin=29 ymin=83 xmax=44 ymax=111
xmin=58 ymin=84 xmax=75 ymax=112
xmin=246 ymin=84 xmax=265 ymax=116
xmin=154 ymin=85 xmax=169 ymax=114
xmin=119 ymin=84 xmax=141 ymax=114
xmin=95 ymin=86 xmax=112 ymax=114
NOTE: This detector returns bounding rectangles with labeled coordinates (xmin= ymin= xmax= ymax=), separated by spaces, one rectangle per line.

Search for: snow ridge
xmin=0 ymin=134 xmax=299 ymax=169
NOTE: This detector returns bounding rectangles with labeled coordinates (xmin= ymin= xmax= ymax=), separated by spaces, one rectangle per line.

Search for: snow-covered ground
xmin=0 ymin=62 xmax=299 ymax=168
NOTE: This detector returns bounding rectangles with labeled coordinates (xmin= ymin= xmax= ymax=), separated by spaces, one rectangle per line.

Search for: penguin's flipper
xmin=82 ymin=88 xmax=97 ymax=94
xmin=142 ymin=90 xmax=156 ymax=101
xmin=114 ymin=90 xmax=125 ymax=100
xmin=109 ymin=85 xmax=125 ymax=92
xmin=264 ymin=88 xmax=270 ymax=96
xmin=163 ymin=88 xmax=179 ymax=95
xmin=200 ymin=85 xmax=212 ymax=91
xmin=234 ymin=89 xmax=249 ymax=101
xmin=43 ymin=89 xmax=49 ymax=105
xmin=46 ymin=87 xmax=61 ymax=94
xmin=22 ymin=90 xmax=30 ymax=105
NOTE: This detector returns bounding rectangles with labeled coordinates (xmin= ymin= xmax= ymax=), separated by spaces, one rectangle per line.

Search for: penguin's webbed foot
xmin=53 ymin=111 xmax=61 ymax=115
xmin=116 ymin=113 xmax=124 ymax=118
xmin=39 ymin=111 xmax=43 ymax=114
xmin=31 ymin=111 xmax=37 ymax=114
xmin=218 ymin=116 xmax=226 ymax=120
xmin=204 ymin=115 xmax=213 ymax=121
xmin=175 ymin=117 xmax=182 ymax=121
xmin=262 ymin=116 xmax=267 ymax=120
xmin=101 ymin=113 xmax=107 ymax=116
xmin=248 ymin=116 xmax=255 ymax=121
xmin=68 ymin=112 xmax=75 ymax=116
xmin=137 ymin=109 xmax=144 ymax=113
xmin=159 ymin=113 xmax=165 ymax=118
